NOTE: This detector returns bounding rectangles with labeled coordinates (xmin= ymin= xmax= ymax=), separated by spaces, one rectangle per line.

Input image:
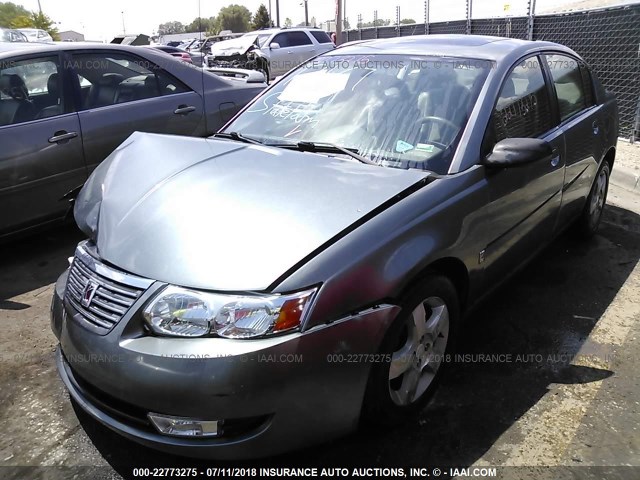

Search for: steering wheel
xmin=415 ymin=116 xmax=459 ymax=149
xmin=416 ymin=116 xmax=459 ymax=132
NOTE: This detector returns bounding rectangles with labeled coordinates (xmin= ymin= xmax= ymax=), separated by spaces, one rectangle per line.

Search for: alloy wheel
xmin=388 ymin=296 xmax=450 ymax=406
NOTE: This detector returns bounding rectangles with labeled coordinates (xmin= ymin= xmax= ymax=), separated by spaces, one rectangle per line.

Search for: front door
xmin=68 ymin=50 xmax=205 ymax=173
xmin=482 ymin=55 xmax=565 ymax=283
xmin=0 ymin=53 xmax=85 ymax=236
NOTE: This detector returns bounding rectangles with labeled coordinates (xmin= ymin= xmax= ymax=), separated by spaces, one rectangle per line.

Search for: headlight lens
xmin=142 ymin=286 xmax=316 ymax=339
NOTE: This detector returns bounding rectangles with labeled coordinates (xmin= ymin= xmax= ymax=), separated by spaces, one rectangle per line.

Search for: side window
xmin=71 ymin=53 xmax=190 ymax=110
xmin=310 ymin=31 xmax=332 ymax=44
xmin=546 ymin=54 xmax=587 ymax=121
xmin=271 ymin=33 xmax=290 ymax=48
xmin=579 ymin=63 xmax=595 ymax=108
xmin=0 ymin=56 xmax=64 ymax=126
xmin=491 ymin=56 xmax=552 ymax=143
xmin=286 ymin=31 xmax=313 ymax=46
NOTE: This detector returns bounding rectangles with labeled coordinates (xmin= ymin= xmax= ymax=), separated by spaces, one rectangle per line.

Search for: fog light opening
xmin=148 ymin=412 xmax=221 ymax=438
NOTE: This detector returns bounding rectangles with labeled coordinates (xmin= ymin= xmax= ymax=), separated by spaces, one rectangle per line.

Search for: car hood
xmin=74 ymin=132 xmax=429 ymax=291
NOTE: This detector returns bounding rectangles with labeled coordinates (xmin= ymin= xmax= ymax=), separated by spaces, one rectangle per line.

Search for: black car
xmin=0 ymin=42 xmax=264 ymax=239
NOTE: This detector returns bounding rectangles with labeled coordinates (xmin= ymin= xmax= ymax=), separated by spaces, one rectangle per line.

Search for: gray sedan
xmin=0 ymin=42 xmax=264 ymax=239
xmin=51 ymin=35 xmax=617 ymax=459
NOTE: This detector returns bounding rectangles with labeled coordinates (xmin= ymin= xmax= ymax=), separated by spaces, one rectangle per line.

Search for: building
xmin=59 ymin=30 xmax=84 ymax=42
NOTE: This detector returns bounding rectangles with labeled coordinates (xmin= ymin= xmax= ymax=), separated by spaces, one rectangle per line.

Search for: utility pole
xmin=425 ymin=0 xmax=429 ymax=35
xmin=335 ymin=0 xmax=342 ymax=45
xmin=276 ymin=0 xmax=280 ymax=27
xmin=304 ymin=0 xmax=309 ymax=26
xmin=527 ymin=0 xmax=537 ymax=41
xmin=374 ymin=9 xmax=378 ymax=38
xmin=37 ymin=0 xmax=43 ymax=14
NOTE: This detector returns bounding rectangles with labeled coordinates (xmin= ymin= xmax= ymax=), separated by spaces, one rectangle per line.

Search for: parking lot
xmin=1 ymin=164 xmax=639 ymax=479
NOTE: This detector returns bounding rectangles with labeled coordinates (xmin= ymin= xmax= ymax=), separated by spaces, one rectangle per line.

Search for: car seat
xmin=0 ymin=74 xmax=36 ymax=126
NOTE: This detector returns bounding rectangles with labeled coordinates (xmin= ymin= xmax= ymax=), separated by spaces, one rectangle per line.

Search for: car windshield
xmin=223 ymin=54 xmax=491 ymax=174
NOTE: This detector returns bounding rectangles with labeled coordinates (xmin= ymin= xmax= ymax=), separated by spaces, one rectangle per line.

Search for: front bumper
xmin=51 ymin=267 xmax=399 ymax=459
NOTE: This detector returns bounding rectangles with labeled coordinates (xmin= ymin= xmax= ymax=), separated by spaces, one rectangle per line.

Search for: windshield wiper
xmin=274 ymin=141 xmax=377 ymax=165
xmin=212 ymin=132 xmax=263 ymax=145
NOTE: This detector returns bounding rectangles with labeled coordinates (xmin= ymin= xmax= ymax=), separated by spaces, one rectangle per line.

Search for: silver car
xmin=51 ymin=35 xmax=617 ymax=459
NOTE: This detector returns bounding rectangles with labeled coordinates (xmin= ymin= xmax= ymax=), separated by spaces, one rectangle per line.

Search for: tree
xmin=0 ymin=1 xmax=29 ymax=28
xmin=252 ymin=4 xmax=270 ymax=30
xmin=10 ymin=11 xmax=59 ymax=40
xmin=283 ymin=17 xmax=292 ymax=28
xmin=185 ymin=16 xmax=215 ymax=33
xmin=157 ymin=21 xmax=185 ymax=35
xmin=400 ymin=18 xmax=417 ymax=25
xmin=214 ymin=5 xmax=251 ymax=34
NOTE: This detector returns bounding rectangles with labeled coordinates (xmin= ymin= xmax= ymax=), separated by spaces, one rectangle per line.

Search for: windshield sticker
xmin=278 ymin=70 xmax=349 ymax=104
xmin=395 ymin=140 xmax=414 ymax=153
xmin=417 ymin=143 xmax=435 ymax=153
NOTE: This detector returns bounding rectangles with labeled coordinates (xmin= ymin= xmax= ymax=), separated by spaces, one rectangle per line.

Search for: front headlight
xmin=142 ymin=286 xmax=317 ymax=339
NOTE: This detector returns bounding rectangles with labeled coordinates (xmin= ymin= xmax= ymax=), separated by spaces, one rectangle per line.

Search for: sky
xmin=18 ymin=0 xmax=632 ymax=42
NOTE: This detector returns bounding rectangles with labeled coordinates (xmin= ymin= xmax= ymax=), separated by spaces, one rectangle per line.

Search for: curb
xmin=611 ymin=164 xmax=640 ymax=193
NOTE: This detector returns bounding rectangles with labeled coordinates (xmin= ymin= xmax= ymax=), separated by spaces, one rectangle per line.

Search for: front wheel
xmin=361 ymin=275 xmax=459 ymax=425
xmin=574 ymin=161 xmax=610 ymax=238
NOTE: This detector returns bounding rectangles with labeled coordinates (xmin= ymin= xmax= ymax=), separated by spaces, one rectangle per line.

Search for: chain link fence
xmin=342 ymin=3 xmax=640 ymax=138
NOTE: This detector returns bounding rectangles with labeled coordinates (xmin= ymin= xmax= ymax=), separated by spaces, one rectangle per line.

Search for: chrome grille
xmin=64 ymin=244 xmax=149 ymax=334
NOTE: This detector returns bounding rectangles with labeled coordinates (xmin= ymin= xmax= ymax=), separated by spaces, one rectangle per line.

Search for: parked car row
xmin=0 ymin=27 xmax=53 ymax=43
xmin=205 ymin=27 xmax=335 ymax=81
xmin=49 ymin=34 xmax=617 ymax=460
xmin=0 ymin=41 xmax=264 ymax=239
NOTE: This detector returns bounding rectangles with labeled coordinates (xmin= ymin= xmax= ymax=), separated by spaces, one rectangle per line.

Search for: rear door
xmin=543 ymin=53 xmax=605 ymax=227
xmin=481 ymin=55 xmax=565 ymax=283
xmin=0 ymin=52 xmax=85 ymax=236
xmin=68 ymin=50 xmax=205 ymax=172
xmin=309 ymin=30 xmax=336 ymax=55
xmin=268 ymin=31 xmax=317 ymax=77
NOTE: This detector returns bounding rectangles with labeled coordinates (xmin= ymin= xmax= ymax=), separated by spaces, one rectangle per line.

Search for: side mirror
xmin=270 ymin=42 xmax=281 ymax=50
xmin=484 ymin=138 xmax=552 ymax=168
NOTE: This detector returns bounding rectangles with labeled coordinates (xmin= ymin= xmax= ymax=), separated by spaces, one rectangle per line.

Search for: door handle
xmin=592 ymin=121 xmax=599 ymax=135
xmin=551 ymin=155 xmax=560 ymax=167
xmin=174 ymin=105 xmax=196 ymax=115
xmin=48 ymin=131 xmax=78 ymax=144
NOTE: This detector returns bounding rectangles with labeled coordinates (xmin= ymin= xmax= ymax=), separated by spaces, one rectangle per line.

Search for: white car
xmin=18 ymin=28 xmax=54 ymax=43
xmin=206 ymin=28 xmax=335 ymax=80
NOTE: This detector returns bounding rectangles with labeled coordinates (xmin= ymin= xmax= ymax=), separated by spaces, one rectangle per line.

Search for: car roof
xmin=0 ymin=42 xmax=158 ymax=58
xmin=332 ymin=34 xmax=572 ymax=62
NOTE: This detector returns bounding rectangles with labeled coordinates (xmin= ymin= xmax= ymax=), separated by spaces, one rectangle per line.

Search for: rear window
xmin=310 ymin=31 xmax=332 ymax=44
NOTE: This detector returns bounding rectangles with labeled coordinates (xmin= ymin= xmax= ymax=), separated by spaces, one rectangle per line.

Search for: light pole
xmin=303 ymin=0 xmax=309 ymax=26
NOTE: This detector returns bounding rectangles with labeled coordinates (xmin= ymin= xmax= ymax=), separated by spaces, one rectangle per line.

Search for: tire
xmin=257 ymin=59 xmax=269 ymax=85
xmin=574 ymin=161 xmax=610 ymax=238
xmin=361 ymin=274 xmax=460 ymax=426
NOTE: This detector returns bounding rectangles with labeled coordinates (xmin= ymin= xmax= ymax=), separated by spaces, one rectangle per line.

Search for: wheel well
xmin=406 ymin=257 xmax=470 ymax=312
xmin=603 ymin=147 xmax=615 ymax=169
